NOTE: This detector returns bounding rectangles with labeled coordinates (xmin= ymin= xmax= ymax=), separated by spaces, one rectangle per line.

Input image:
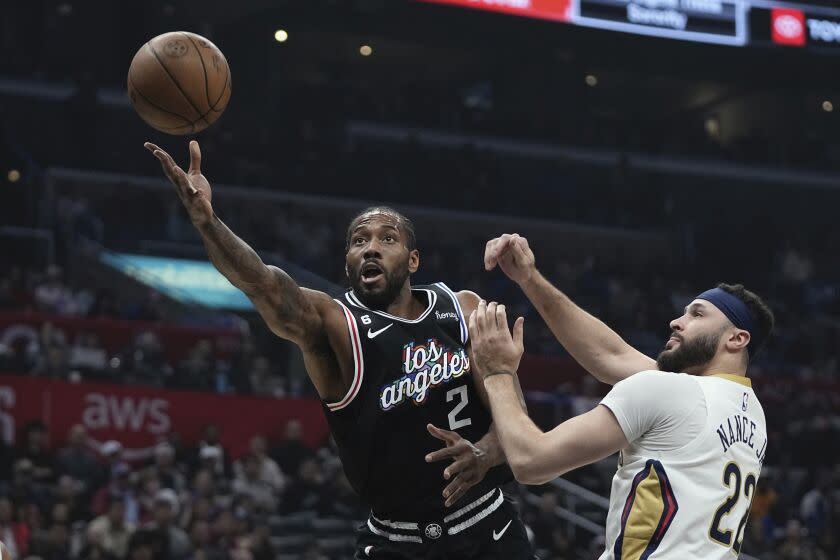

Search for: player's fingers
xmin=513 ymin=316 xmax=525 ymax=352
xmin=188 ymin=140 xmax=202 ymax=174
xmin=444 ymin=479 xmax=468 ymax=507
xmin=156 ymin=149 xmax=198 ymax=195
xmin=495 ymin=304 xmax=507 ymax=330
xmin=468 ymin=309 xmax=479 ymax=339
xmin=512 ymin=236 xmax=531 ymax=262
xmin=427 ymin=423 xmax=458 ymax=444
xmin=476 ymin=300 xmax=489 ymax=332
xmin=425 ymin=446 xmax=458 ymax=463
xmin=486 ymin=302 xmax=498 ymax=331
xmin=443 ymin=458 xmax=470 ymax=480
xmin=484 ymin=238 xmax=499 ymax=270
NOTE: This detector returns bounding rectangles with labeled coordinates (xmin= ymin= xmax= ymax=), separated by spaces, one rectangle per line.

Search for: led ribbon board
xmin=574 ymin=0 xmax=748 ymax=46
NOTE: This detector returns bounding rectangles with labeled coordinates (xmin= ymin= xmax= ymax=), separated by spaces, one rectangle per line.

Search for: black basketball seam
xmin=146 ymin=41 xmax=212 ymax=129
xmin=181 ymin=33 xmax=212 ymax=110
xmin=129 ymin=76 xmax=195 ymax=131
xmin=211 ymin=66 xmax=230 ymax=110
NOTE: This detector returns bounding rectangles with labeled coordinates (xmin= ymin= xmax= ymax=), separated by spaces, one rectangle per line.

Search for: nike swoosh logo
xmin=493 ymin=519 xmax=512 ymax=541
xmin=367 ymin=324 xmax=393 ymax=339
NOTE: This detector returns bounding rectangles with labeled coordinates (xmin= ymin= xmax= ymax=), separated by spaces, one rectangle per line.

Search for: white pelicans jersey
xmin=598 ymin=371 xmax=767 ymax=560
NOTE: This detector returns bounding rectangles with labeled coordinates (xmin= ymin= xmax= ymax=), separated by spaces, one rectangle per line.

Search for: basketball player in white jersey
xmin=468 ymin=233 xmax=774 ymax=559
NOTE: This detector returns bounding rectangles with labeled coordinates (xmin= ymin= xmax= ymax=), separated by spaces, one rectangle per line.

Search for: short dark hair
xmin=717 ymin=283 xmax=775 ymax=358
xmin=345 ymin=206 xmax=417 ymax=252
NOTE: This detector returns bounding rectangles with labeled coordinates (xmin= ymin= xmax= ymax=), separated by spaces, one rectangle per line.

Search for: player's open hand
xmin=468 ymin=300 xmax=525 ymax=380
xmin=484 ymin=234 xmax=536 ymax=285
xmin=425 ymin=424 xmax=490 ymax=508
xmin=145 ymin=140 xmax=214 ymax=227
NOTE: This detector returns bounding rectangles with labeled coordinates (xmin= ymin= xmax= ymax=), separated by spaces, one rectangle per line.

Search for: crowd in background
xmin=1 ymin=7 xmax=839 ymax=555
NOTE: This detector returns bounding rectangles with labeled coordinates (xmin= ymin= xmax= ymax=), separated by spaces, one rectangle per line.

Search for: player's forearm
xmin=483 ymin=374 xmax=549 ymax=484
xmin=197 ymin=215 xmax=274 ymax=295
xmin=518 ymin=272 xmax=641 ymax=383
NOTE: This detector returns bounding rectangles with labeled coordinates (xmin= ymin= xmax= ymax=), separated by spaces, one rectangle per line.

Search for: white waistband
xmin=368 ymin=487 xmax=504 ymax=540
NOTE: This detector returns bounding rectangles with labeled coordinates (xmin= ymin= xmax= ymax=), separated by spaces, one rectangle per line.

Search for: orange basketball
xmin=127 ymin=31 xmax=232 ymax=135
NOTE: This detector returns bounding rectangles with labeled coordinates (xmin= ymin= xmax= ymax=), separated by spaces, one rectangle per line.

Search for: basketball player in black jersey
xmin=145 ymin=141 xmax=534 ymax=559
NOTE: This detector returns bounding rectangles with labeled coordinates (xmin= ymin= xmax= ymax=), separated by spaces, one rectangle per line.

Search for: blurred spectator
xmin=271 ymin=419 xmax=314 ymax=479
xmin=145 ymin=442 xmax=186 ymax=495
xmin=56 ymin=425 xmax=101 ymax=494
xmin=100 ymin=440 xmax=130 ymax=481
xmin=87 ymin=495 xmax=136 ymax=560
xmin=145 ymin=489 xmax=191 ymax=560
xmin=800 ymin=472 xmax=832 ymax=536
xmin=17 ymin=420 xmax=55 ymax=484
xmin=126 ymin=527 xmax=169 ymax=560
xmin=136 ymin=472 xmax=162 ymax=525
xmin=122 ymin=332 xmax=171 ymax=387
xmin=282 ymin=458 xmax=328 ymax=515
xmin=232 ymin=453 xmax=276 ymax=514
xmin=92 ymin=463 xmax=139 ymax=525
xmin=53 ymin=474 xmax=90 ymax=524
xmin=0 ymin=496 xmax=29 ymax=559
xmin=188 ymin=519 xmax=226 ymax=560
xmin=235 ymin=435 xmax=284 ymax=494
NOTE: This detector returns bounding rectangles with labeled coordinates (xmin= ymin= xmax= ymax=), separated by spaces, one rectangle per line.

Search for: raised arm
xmin=469 ymin=301 xmax=628 ymax=485
xmin=484 ymin=234 xmax=655 ymax=385
xmin=145 ymin=141 xmax=324 ymax=347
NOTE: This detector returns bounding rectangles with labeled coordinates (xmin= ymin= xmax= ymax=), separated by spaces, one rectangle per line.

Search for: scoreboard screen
xmin=575 ymin=0 xmax=747 ymax=46
xmin=419 ymin=0 xmax=840 ymax=50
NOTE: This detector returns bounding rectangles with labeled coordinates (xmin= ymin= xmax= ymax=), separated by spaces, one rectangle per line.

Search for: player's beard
xmin=656 ymin=328 xmax=724 ymax=374
xmin=350 ymin=263 xmax=410 ymax=311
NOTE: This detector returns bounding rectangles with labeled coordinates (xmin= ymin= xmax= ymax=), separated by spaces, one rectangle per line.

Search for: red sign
xmin=772 ymin=8 xmax=806 ymax=46
xmin=0 ymin=376 xmax=329 ymax=458
xmin=0 ymin=312 xmax=241 ymax=362
xmin=420 ymin=0 xmax=571 ymax=23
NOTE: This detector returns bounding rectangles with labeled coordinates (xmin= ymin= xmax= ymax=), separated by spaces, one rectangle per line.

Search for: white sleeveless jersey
xmin=598 ymin=371 xmax=767 ymax=560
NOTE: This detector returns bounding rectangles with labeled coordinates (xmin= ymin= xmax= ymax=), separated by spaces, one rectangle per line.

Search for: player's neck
xmin=697 ymin=355 xmax=748 ymax=378
xmin=383 ymin=284 xmax=425 ymax=320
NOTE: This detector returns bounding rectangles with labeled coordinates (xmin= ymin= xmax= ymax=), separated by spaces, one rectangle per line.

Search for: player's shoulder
xmin=613 ymin=370 xmax=703 ymax=398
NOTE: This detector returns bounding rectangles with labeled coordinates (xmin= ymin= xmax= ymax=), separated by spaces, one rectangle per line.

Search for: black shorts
xmin=354 ymin=488 xmax=535 ymax=560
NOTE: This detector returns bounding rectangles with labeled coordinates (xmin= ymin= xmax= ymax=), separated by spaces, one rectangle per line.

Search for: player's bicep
xmin=600 ymin=348 xmax=658 ymax=385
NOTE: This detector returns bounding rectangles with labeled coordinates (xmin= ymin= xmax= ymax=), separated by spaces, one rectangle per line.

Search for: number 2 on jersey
xmin=446 ymin=386 xmax=473 ymax=430
xmin=709 ymin=462 xmax=757 ymax=553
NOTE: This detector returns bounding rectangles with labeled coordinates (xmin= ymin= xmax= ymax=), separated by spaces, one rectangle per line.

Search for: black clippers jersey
xmin=323 ymin=283 xmax=510 ymax=519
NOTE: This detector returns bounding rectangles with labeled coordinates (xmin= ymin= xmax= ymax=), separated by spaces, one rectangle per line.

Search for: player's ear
xmin=727 ymin=329 xmax=750 ymax=353
xmin=345 ymin=263 xmax=350 ymax=279
xmin=408 ymin=249 xmax=420 ymax=274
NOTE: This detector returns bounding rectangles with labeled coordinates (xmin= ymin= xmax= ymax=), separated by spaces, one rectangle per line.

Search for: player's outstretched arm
xmin=469 ymin=301 xmax=627 ymax=484
xmin=145 ymin=141 xmax=324 ymax=346
xmin=484 ymin=234 xmax=655 ymax=385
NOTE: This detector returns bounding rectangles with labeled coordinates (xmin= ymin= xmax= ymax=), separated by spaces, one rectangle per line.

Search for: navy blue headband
xmin=696 ymin=288 xmax=760 ymax=350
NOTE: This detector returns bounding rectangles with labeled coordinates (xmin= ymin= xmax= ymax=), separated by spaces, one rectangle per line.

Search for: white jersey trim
xmin=345 ymin=289 xmax=438 ymax=323
xmin=326 ymin=299 xmax=364 ymax=412
xmin=434 ymin=282 xmax=468 ymax=345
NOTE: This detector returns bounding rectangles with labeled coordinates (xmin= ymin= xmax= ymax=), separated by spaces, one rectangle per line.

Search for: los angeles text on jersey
xmin=716 ymin=413 xmax=768 ymax=466
xmin=379 ymin=337 xmax=470 ymax=410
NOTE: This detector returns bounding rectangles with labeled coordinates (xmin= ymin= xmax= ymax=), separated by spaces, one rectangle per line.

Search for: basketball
xmin=127 ymin=31 xmax=231 ymax=135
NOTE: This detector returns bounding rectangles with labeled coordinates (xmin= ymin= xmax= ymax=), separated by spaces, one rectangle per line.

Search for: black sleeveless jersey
xmin=323 ymin=283 xmax=511 ymax=519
